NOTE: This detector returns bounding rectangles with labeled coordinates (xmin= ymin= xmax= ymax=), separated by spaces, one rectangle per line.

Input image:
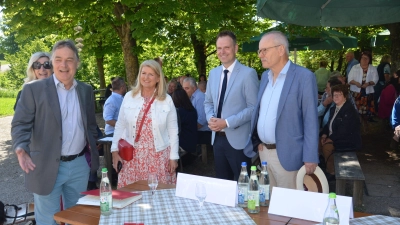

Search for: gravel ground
xmin=0 ymin=116 xmax=34 ymax=205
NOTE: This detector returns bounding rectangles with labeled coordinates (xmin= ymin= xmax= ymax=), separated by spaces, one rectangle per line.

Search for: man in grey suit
xmin=12 ymin=40 xmax=98 ymax=225
xmin=204 ymin=30 xmax=259 ymax=181
xmin=244 ymin=31 xmax=319 ymax=191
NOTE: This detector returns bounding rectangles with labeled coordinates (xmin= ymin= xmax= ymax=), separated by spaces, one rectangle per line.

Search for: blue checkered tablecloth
xmin=315 ymin=215 xmax=400 ymax=225
xmin=349 ymin=215 xmax=400 ymax=224
xmin=99 ymin=189 xmax=256 ymax=225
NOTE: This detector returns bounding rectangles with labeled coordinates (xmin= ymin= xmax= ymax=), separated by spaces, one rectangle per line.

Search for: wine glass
xmin=148 ymin=173 xmax=158 ymax=197
xmin=195 ymin=182 xmax=207 ymax=212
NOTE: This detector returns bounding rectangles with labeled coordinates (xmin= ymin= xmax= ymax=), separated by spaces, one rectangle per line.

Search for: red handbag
xmin=118 ymin=139 xmax=134 ymax=161
xmin=117 ymin=96 xmax=155 ymax=161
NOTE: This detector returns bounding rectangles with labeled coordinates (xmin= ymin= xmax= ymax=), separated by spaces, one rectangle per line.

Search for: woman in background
xmin=348 ymin=51 xmax=378 ymax=119
xmin=111 ymin=60 xmax=179 ymax=188
xmin=172 ymin=88 xmax=198 ymax=153
xmin=14 ymin=52 xmax=53 ymax=110
xmin=378 ymin=70 xmax=400 ymax=120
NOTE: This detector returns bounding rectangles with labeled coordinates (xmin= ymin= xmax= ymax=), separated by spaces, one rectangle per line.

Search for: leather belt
xmin=263 ymin=143 xmax=276 ymax=149
xmin=60 ymin=148 xmax=85 ymax=162
xmin=216 ymin=131 xmax=226 ymax=136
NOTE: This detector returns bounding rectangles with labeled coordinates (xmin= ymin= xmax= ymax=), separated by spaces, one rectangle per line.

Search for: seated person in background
xmin=318 ymin=77 xmax=342 ymax=128
xmin=198 ymin=81 xmax=207 ymax=93
xmin=103 ymin=77 xmax=126 ymax=136
xmin=378 ymin=70 xmax=400 ymax=120
xmin=167 ymin=79 xmax=178 ymax=95
xmin=320 ymin=84 xmax=361 ymax=177
xmin=182 ymin=77 xmax=212 ymax=146
xmin=172 ymin=88 xmax=198 ymax=154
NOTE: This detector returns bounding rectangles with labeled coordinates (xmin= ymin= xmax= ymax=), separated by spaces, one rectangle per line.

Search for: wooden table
xmin=97 ymin=138 xmax=113 ymax=182
xmin=54 ymin=181 xmax=371 ymax=225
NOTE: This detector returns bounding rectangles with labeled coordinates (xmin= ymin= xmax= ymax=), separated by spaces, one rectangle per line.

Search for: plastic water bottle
xmin=237 ymin=162 xmax=249 ymax=208
xmin=247 ymin=166 xmax=260 ymax=213
xmin=323 ymin=192 xmax=339 ymax=225
xmin=258 ymin=161 xmax=270 ymax=206
xmin=100 ymin=168 xmax=113 ymax=216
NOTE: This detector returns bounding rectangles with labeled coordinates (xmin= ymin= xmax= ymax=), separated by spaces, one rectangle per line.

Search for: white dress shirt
xmin=53 ymin=75 xmax=85 ymax=156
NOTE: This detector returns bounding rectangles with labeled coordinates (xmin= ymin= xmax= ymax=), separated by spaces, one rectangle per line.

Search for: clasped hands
xmin=208 ymin=117 xmax=227 ymax=132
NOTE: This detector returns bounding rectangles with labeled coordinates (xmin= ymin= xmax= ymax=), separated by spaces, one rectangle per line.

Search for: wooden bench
xmin=334 ymin=151 xmax=365 ymax=207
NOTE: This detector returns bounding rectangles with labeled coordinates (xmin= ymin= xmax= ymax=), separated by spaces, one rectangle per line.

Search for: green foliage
xmin=0 ymin=88 xmax=19 ymax=98
xmin=0 ymin=98 xmax=15 ymax=117
xmin=3 ymin=37 xmax=53 ymax=89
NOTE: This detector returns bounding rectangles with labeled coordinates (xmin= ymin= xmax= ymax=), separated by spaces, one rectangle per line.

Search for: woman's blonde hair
xmin=131 ymin=59 xmax=167 ymax=101
xmin=24 ymin=52 xmax=51 ymax=84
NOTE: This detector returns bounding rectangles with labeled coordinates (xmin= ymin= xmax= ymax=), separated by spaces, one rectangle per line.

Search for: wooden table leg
xmin=336 ymin=179 xmax=346 ymax=196
xmin=103 ymin=143 xmax=113 ymax=183
xmin=353 ymin=180 xmax=364 ymax=207
xmin=201 ymin=144 xmax=207 ymax=164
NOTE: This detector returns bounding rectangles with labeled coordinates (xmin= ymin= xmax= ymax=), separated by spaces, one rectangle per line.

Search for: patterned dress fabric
xmin=117 ymin=97 xmax=176 ymax=188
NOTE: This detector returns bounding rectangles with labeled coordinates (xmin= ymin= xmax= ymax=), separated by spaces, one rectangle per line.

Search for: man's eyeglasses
xmin=258 ymin=45 xmax=281 ymax=56
xmin=32 ymin=61 xmax=52 ymax=70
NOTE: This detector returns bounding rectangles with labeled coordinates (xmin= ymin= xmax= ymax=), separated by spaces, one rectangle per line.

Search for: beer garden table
xmin=54 ymin=180 xmax=374 ymax=225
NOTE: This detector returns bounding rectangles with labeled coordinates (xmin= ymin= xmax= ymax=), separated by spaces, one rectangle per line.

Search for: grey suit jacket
xmin=204 ymin=60 xmax=259 ymax=150
xmin=244 ymin=62 xmax=319 ymax=171
xmin=12 ymin=75 xmax=99 ymax=195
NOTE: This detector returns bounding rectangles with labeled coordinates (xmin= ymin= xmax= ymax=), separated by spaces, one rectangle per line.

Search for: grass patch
xmin=0 ymin=98 xmax=15 ymax=117
xmin=0 ymin=89 xmax=19 ymax=98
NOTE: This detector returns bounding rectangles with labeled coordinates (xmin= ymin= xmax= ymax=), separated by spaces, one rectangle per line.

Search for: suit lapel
xmin=45 ymin=76 xmax=62 ymax=127
xmin=223 ymin=61 xmax=240 ymax=100
xmin=76 ymin=82 xmax=88 ymax=130
xmin=276 ymin=63 xmax=296 ymax=120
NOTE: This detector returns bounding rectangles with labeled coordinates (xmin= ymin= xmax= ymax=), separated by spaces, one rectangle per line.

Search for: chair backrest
xmin=296 ymin=166 xmax=329 ymax=193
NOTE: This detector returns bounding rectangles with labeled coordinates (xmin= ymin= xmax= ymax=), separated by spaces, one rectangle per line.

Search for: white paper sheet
xmin=175 ymin=173 xmax=237 ymax=207
xmin=268 ymin=187 xmax=353 ymax=225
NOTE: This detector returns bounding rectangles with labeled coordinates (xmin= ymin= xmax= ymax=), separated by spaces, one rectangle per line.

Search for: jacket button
xmin=56 ymin=159 xmax=59 ymax=162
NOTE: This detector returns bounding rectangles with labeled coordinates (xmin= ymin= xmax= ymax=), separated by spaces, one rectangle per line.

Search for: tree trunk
xmin=190 ymin=34 xmax=207 ymax=76
xmin=96 ymin=55 xmax=106 ymax=92
xmin=112 ymin=3 xmax=139 ymax=87
xmin=386 ymin=22 xmax=400 ymax=73
xmin=336 ymin=50 xmax=346 ymax=73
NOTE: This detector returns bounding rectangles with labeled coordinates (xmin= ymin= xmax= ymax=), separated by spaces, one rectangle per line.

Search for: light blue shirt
xmin=103 ymin=92 xmax=124 ymax=135
xmin=53 ymin=75 xmax=85 ymax=156
xmin=257 ymin=60 xmax=291 ymax=144
xmin=346 ymin=58 xmax=359 ymax=76
xmin=191 ymin=88 xmax=210 ymax=131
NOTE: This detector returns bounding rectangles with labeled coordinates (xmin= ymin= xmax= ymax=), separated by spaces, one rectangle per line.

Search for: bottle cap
xmin=102 ymin=168 xmax=108 ymax=172
xmin=261 ymin=161 xmax=267 ymax=166
xmin=241 ymin=162 xmax=247 ymax=166
xmin=329 ymin=192 xmax=336 ymax=198
xmin=251 ymin=166 xmax=256 ymax=171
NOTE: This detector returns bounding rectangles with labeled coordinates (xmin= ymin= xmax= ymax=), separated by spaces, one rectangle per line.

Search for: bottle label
xmin=100 ymin=193 xmax=112 ymax=212
xmin=248 ymin=194 xmax=255 ymax=210
xmin=248 ymin=191 xmax=259 ymax=209
xmin=238 ymin=190 xmax=244 ymax=204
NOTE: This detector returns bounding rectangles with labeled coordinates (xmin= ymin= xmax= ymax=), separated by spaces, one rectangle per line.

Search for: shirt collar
xmin=111 ymin=92 xmax=124 ymax=98
xmin=223 ymin=59 xmax=237 ymax=72
xmin=268 ymin=60 xmax=291 ymax=80
xmin=53 ymin=74 xmax=77 ymax=90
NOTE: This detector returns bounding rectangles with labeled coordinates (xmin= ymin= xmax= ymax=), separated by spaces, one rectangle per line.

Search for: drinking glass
xmin=195 ymin=182 xmax=207 ymax=212
xmin=148 ymin=173 xmax=158 ymax=197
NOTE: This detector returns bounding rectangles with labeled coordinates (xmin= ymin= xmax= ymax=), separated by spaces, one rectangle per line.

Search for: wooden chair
xmin=296 ymin=166 xmax=329 ymax=193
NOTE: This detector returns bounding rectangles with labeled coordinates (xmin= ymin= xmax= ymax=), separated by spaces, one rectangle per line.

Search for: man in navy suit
xmin=244 ymin=31 xmax=319 ymax=190
xmin=204 ymin=31 xmax=259 ymax=181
